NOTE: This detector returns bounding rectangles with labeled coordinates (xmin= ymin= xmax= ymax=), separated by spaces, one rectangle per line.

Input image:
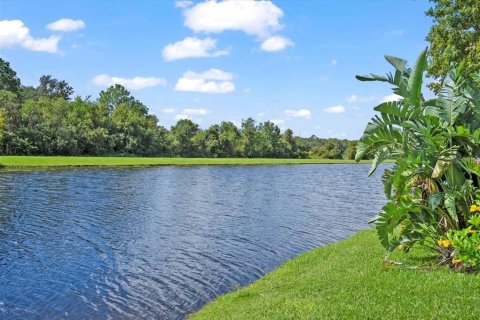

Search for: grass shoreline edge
xmin=190 ymin=229 xmax=479 ymax=319
xmin=0 ymin=156 xmax=372 ymax=168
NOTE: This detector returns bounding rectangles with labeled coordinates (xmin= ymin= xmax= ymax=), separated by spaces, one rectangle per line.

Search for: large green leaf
xmin=407 ymin=48 xmax=428 ymax=108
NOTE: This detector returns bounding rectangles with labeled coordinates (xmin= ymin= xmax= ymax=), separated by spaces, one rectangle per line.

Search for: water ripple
xmin=0 ymin=164 xmax=387 ymax=319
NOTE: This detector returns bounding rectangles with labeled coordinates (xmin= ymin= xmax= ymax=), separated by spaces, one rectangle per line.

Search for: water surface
xmin=0 ymin=165 xmax=386 ymax=319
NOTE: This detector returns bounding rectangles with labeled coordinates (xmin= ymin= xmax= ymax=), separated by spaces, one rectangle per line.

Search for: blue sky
xmin=0 ymin=0 xmax=432 ymax=138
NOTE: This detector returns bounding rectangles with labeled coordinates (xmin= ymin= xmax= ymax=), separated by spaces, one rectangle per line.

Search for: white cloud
xmin=182 ymin=0 xmax=284 ymax=38
xmin=47 ymin=18 xmax=85 ymax=32
xmin=174 ymin=68 xmax=235 ymax=94
xmin=174 ymin=114 xmax=190 ymax=121
xmin=162 ymin=37 xmax=229 ymax=61
xmin=0 ymin=20 xmax=60 ymax=53
xmin=182 ymin=108 xmax=208 ymax=115
xmin=381 ymin=94 xmax=403 ymax=103
xmin=92 ymin=74 xmax=166 ymax=90
xmin=331 ymin=59 xmax=338 ymax=66
xmin=160 ymin=108 xmax=176 ymax=114
xmin=175 ymin=0 xmax=193 ymax=8
xmin=284 ymin=108 xmax=311 ymax=119
xmin=346 ymin=94 xmax=358 ymax=103
xmin=324 ymin=105 xmax=345 ymax=113
xmin=260 ymin=36 xmax=293 ymax=52
xmin=346 ymin=94 xmax=377 ymax=103
xmin=271 ymin=119 xmax=285 ymax=126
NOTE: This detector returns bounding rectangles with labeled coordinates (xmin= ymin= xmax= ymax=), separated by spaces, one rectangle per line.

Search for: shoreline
xmin=0 ymin=156 xmax=372 ymax=169
xmin=190 ymin=229 xmax=479 ymax=319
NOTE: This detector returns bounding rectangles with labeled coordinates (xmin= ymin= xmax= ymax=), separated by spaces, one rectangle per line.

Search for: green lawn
xmin=0 ymin=156 xmax=371 ymax=168
xmin=191 ymin=229 xmax=479 ymax=319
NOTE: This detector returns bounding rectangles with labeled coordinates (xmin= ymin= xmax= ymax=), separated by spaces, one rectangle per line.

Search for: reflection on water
xmin=0 ymin=165 xmax=386 ymax=319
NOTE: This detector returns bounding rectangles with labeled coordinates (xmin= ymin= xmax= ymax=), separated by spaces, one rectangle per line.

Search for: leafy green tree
xmin=344 ymin=141 xmax=358 ymax=160
xmin=171 ymin=119 xmax=199 ymax=157
xmin=280 ymin=128 xmax=297 ymax=158
xmin=426 ymin=0 xmax=480 ymax=88
xmin=256 ymin=121 xmax=282 ymax=157
xmin=217 ymin=121 xmax=239 ymax=157
xmin=0 ymin=59 xmax=21 ymax=94
xmin=239 ymin=118 xmax=257 ymax=157
xmin=37 ymin=75 xmax=74 ymax=100
xmin=310 ymin=139 xmax=344 ymax=159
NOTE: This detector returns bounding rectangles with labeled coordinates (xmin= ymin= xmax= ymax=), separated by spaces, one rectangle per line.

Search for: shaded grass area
xmin=191 ymin=229 xmax=479 ymax=319
xmin=0 ymin=156 xmax=371 ymax=168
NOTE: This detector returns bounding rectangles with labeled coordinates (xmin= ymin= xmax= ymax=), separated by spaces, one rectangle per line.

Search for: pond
xmin=0 ymin=164 xmax=386 ymax=319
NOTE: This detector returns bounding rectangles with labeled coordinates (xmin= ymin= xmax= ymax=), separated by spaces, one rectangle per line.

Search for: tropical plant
xmin=356 ymin=48 xmax=480 ymax=266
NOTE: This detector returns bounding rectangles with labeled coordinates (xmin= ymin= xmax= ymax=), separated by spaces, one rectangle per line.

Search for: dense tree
xmin=0 ymin=59 xmax=21 ymax=94
xmin=239 ymin=118 xmax=257 ymax=158
xmin=171 ymin=119 xmax=199 ymax=157
xmin=256 ymin=121 xmax=282 ymax=157
xmin=426 ymin=0 xmax=480 ymax=88
xmin=0 ymin=58 xmax=364 ymax=159
xmin=280 ymin=129 xmax=298 ymax=158
xmin=37 ymin=75 xmax=74 ymax=100
xmin=310 ymin=139 xmax=345 ymax=159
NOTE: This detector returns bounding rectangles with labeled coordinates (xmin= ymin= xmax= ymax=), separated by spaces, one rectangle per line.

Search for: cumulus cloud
xmin=284 ymin=108 xmax=311 ymax=119
xmin=174 ymin=114 xmax=190 ymax=121
xmin=182 ymin=0 xmax=284 ymax=38
xmin=160 ymin=108 xmax=176 ymax=114
xmin=324 ymin=105 xmax=345 ymax=113
xmin=182 ymin=109 xmax=208 ymax=116
xmin=346 ymin=94 xmax=377 ymax=103
xmin=271 ymin=119 xmax=285 ymax=126
xmin=47 ymin=18 xmax=85 ymax=32
xmin=92 ymin=74 xmax=166 ymax=90
xmin=174 ymin=68 xmax=235 ymax=94
xmin=162 ymin=37 xmax=228 ymax=61
xmin=0 ymin=20 xmax=60 ymax=53
xmin=182 ymin=108 xmax=209 ymax=115
xmin=260 ymin=36 xmax=293 ymax=52
xmin=381 ymin=94 xmax=403 ymax=103
xmin=175 ymin=0 xmax=193 ymax=8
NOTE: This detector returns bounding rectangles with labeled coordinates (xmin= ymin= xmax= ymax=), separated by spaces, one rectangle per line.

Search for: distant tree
xmin=256 ymin=121 xmax=282 ymax=157
xmin=345 ymin=141 xmax=357 ymax=160
xmin=37 ymin=75 xmax=74 ymax=100
xmin=426 ymin=0 xmax=480 ymax=88
xmin=239 ymin=118 xmax=257 ymax=157
xmin=310 ymin=139 xmax=344 ymax=159
xmin=217 ymin=121 xmax=239 ymax=157
xmin=171 ymin=119 xmax=199 ymax=157
xmin=281 ymin=128 xmax=298 ymax=158
xmin=0 ymin=59 xmax=21 ymax=94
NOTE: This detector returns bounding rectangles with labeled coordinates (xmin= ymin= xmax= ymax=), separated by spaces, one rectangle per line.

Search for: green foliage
xmin=446 ymin=209 xmax=480 ymax=269
xmin=426 ymin=0 xmax=480 ymax=90
xmin=0 ymin=58 xmax=21 ymax=93
xmin=356 ymin=49 xmax=480 ymax=269
xmin=0 ymin=58 xmax=358 ymax=159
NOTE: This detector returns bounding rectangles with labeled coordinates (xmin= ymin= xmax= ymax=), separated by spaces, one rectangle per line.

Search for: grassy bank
xmin=0 ymin=156 xmax=371 ymax=168
xmin=191 ymin=229 xmax=479 ymax=319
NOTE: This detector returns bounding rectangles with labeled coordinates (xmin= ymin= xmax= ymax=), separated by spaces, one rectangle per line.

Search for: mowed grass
xmin=0 ymin=156 xmax=371 ymax=168
xmin=191 ymin=229 xmax=479 ymax=320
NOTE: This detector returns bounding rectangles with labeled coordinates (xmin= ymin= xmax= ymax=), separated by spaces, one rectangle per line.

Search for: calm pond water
xmin=0 ymin=164 xmax=386 ymax=319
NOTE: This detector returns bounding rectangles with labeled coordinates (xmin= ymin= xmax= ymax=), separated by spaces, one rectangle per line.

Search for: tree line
xmin=0 ymin=58 xmax=360 ymax=159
